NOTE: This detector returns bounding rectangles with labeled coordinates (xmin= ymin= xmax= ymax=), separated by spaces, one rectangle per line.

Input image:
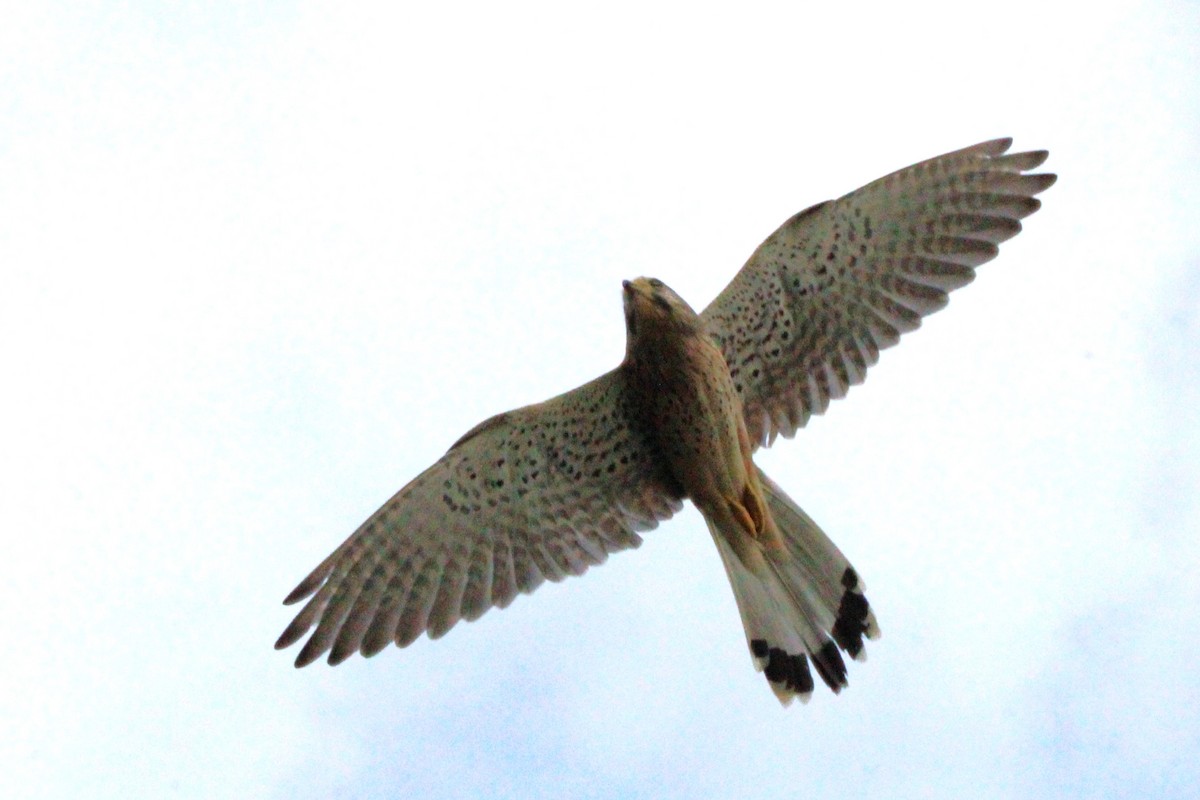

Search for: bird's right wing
xmin=276 ymin=368 xmax=683 ymax=667
xmin=700 ymin=138 xmax=1056 ymax=448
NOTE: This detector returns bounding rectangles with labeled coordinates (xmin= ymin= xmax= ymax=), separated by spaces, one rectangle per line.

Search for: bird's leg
xmin=734 ymin=421 xmax=785 ymax=552
xmin=727 ymin=496 xmax=759 ymax=540
xmin=737 ymin=481 xmax=785 ymax=551
xmin=741 ymin=483 xmax=769 ymax=539
xmin=712 ymin=478 xmax=785 ymax=575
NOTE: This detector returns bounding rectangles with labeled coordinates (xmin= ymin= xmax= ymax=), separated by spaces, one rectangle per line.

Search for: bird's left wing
xmin=276 ymin=368 xmax=683 ymax=667
xmin=700 ymin=138 xmax=1055 ymax=447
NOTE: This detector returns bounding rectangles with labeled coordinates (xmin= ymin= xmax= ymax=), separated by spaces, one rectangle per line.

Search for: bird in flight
xmin=277 ymin=138 xmax=1055 ymax=705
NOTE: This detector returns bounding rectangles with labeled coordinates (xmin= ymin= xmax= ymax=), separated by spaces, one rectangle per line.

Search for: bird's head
xmin=622 ymin=277 xmax=703 ymax=358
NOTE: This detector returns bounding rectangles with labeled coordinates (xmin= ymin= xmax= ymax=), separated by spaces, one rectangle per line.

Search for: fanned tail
xmin=709 ymin=467 xmax=879 ymax=706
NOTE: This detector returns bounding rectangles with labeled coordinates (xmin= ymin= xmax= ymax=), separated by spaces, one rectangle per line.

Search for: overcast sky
xmin=2 ymin=1 xmax=1198 ymax=798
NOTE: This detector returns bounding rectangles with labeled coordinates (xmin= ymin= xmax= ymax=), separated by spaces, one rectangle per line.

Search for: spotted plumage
xmin=277 ymin=138 xmax=1055 ymax=705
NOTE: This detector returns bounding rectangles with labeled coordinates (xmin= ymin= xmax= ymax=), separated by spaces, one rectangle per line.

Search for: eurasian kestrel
xmin=277 ymin=138 xmax=1055 ymax=705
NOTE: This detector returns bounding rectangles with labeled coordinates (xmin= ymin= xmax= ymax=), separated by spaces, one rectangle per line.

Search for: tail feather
xmin=759 ymin=469 xmax=880 ymax=657
xmin=709 ymin=467 xmax=879 ymax=706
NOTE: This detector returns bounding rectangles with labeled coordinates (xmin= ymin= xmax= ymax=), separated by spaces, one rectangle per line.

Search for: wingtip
xmin=283 ymin=558 xmax=338 ymax=606
xmin=1022 ymin=172 xmax=1057 ymax=195
xmin=326 ymin=644 xmax=356 ymax=666
xmin=293 ymin=637 xmax=328 ymax=668
xmin=274 ymin=621 xmax=307 ymax=652
xmin=283 ymin=580 xmax=318 ymax=606
xmin=1024 ymin=149 xmax=1051 ymax=169
xmin=990 ymin=136 xmax=1014 ymax=153
xmin=293 ymin=651 xmax=319 ymax=669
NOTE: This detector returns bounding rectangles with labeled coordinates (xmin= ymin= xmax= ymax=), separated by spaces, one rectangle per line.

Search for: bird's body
xmin=623 ymin=278 xmax=782 ymax=574
xmin=277 ymin=138 xmax=1056 ymax=705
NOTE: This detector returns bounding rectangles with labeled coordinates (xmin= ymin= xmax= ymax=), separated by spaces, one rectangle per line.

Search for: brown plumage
xmin=277 ymin=137 xmax=1056 ymax=705
xmin=622 ymin=277 xmax=783 ymax=574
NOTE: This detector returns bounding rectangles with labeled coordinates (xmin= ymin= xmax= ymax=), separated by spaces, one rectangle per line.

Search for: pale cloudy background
xmin=2 ymin=1 xmax=1197 ymax=798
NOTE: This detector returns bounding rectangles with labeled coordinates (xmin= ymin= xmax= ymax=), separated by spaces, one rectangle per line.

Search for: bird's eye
xmin=648 ymin=278 xmax=664 ymax=289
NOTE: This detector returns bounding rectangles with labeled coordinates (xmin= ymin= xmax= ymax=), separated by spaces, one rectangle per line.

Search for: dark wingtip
xmin=1024 ymin=150 xmax=1050 ymax=169
xmin=283 ymin=580 xmax=319 ymax=606
xmin=1030 ymin=173 xmax=1058 ymax=193
xmin=294 ymin=637 xmax=326 ymax=668
xmin=359 ymin=636 xmax=390 ymax=659
xmin=274 ymin=618 xmax=308 ymax=651
xmin=327 ymin=645 xmax=355 ymax=666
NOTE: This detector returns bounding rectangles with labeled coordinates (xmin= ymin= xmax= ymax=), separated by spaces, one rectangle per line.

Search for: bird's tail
xmin=708 ymin=467 xmax=880 ymax=706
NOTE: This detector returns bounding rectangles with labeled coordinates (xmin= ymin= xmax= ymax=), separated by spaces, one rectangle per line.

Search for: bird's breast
xmin=628 ymin=330 xmax=749 ymax=502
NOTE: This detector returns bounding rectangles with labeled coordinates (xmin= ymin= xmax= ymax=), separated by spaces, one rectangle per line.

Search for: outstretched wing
xmin=276 ymin=368 xmax=683 ymax=667
xmin=701 ymin=137 xmax=1056 ymax=447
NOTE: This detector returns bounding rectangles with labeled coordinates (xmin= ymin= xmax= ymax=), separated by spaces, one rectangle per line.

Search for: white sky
xmin=2 ymin=1 xmax=1198 ymax=798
